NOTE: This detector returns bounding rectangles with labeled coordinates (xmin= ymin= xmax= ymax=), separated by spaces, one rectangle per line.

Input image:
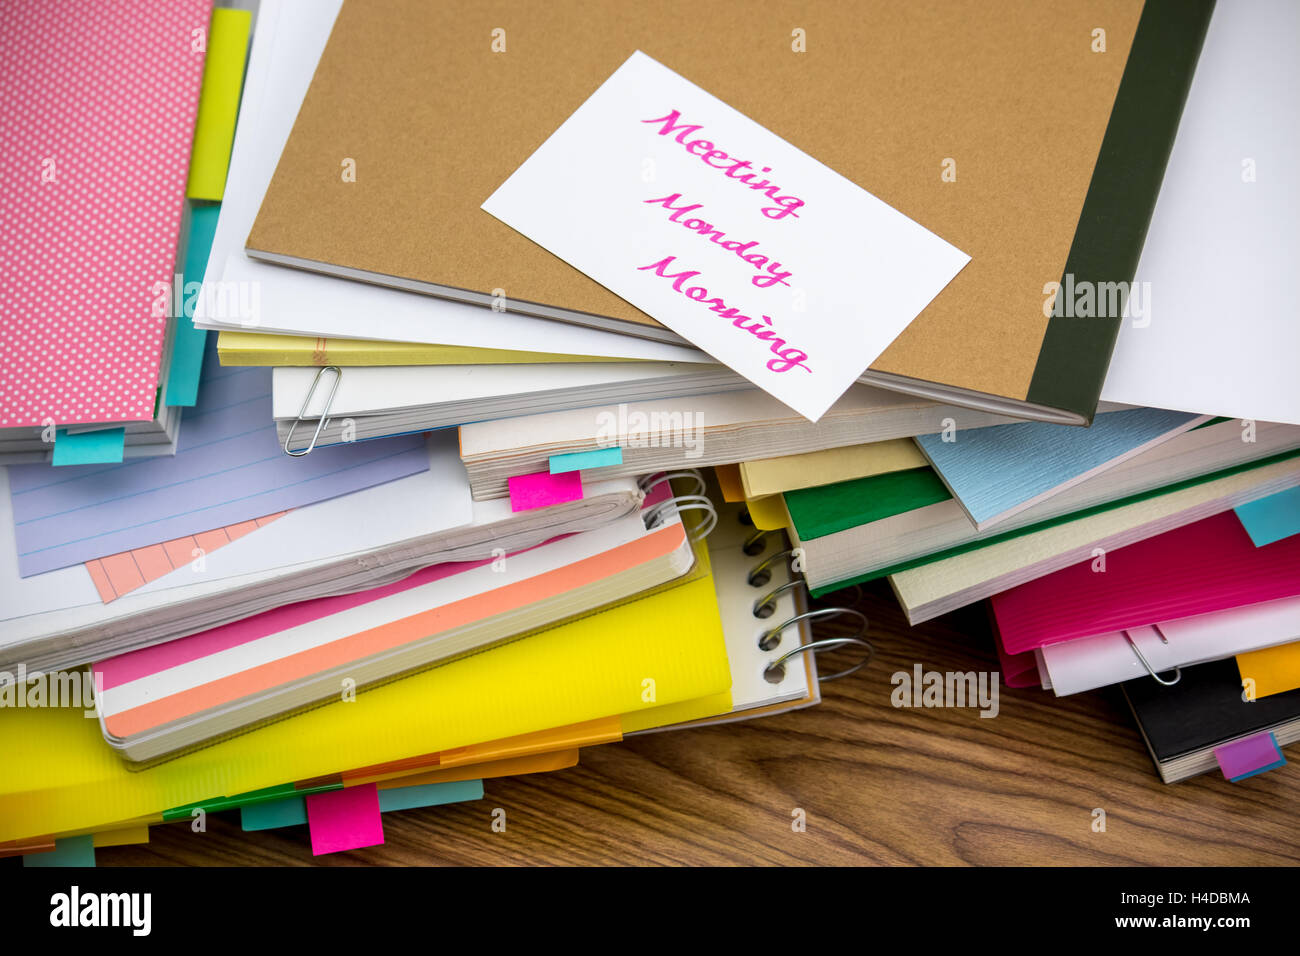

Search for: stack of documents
xmin=6 ymin=0 xmax=1299 ymax=868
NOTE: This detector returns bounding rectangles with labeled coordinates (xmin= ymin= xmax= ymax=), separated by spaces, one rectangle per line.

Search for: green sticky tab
xmin=52 ymin=428 xmax=125 ymax=466
xmin=549 ymin=446 xmax=623 ymax=473
xmin=165 ymin=203 xmax=222 ymax=406
xmin=23 ymin=834 xmax=95 ymax=867
xmin=163 ymin=782 xmax=305 ymax=821
xmin=186 ymin=8 xmax=252 ymax=200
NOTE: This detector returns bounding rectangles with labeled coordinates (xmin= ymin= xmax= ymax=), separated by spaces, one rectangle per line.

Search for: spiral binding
xmin=733 ymin=498 xmax=873 ymax=685
xmin=640 ymin=471 xmax=872 ymax=684
xmin=640 ymin=470 xmax=718 ymax=540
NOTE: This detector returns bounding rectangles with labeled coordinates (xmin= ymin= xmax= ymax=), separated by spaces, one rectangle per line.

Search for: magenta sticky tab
xmin=1213 ymin=732 xmax=1286 ymax=782
xmin=508 ymin=470 xmax=584 ymax=512
xmin=305 ymin=783 xmax=384 ymax=855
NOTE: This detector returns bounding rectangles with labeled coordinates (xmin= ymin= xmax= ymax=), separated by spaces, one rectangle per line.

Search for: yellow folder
xmin=216 ymin=331 xmax=639 ymax=367
xmin=0 ymin=538 xmax=731 ymax=843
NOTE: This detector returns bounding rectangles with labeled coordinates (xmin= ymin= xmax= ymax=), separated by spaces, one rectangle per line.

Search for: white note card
xmin=483 ymin=51 xmax=970 ymax=421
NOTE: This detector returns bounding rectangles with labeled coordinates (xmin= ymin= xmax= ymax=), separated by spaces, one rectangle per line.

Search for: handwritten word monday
xmin=641 ymin=111 xmax=805 ymax=222
xmin=637 ymin=255 xmax=812 ymax=374
xmin=644 ymin=193 xmax=795 ymax=289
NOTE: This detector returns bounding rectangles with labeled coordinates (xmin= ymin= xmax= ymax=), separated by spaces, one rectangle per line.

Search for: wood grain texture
xmin=97 ymin=581 xmax=1300 ymax=866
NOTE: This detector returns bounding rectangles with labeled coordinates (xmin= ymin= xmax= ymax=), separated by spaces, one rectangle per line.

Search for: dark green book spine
xmin=1025 ymin=0 xmax=1215 ymax=423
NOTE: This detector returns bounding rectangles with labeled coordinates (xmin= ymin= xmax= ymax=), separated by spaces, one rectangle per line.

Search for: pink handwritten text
xmin=636 ymin=255 xmax=811 ymax=374
xmin=640 ymin=110 xmax=805 ymax=222
xmin=643 ymin=193 xmax=794 ymax=289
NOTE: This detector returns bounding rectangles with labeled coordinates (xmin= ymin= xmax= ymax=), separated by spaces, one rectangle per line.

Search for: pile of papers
xmin=4 ymin=0 xmax=1298 ymax=864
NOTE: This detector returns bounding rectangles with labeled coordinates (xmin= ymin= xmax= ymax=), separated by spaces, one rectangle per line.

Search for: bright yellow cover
xmin=0 ymin=544 xmax=730 ymax=843
xmin=1238 ymin=641 xmax=1300 ymax=699
xmin=740 ymin=440 xmax=927 ymax=498
xmin=186 ymin=8 xmax=252 ymax=200
xmin=216 ymin=330 xmax=637 ymax=367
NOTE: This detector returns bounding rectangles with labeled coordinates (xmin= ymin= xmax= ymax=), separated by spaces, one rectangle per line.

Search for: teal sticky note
xmin=1235 ymin=487 xmax=1300 ymax=547
xmin=52 ymin=428 xmax=125 ymax=466
xmin=23 ymin=834 xmax=95 ymax=867
xmin=377 ymin=779 xmax=484 ymax=813
xmin=164 ymin=203 xmax=222 ymax=407
xmin=240 ymin=795 xmax=308 ymax=831
xmin=549 ymin=446 xmax=623 ymax=474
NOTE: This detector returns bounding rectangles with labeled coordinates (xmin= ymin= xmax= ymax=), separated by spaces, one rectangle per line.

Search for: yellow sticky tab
xmin=746 ymin=494 xmax=790 ymax=531
xmin=186 ymin=8 xmax=252 ymax=200
xmin=715 ymin=464 xmax=746 ymax=502
xmin=1238 ymin=641 xmax=1300 ymax=699
xmin=92 ymin=826 xmax=150 ymax=849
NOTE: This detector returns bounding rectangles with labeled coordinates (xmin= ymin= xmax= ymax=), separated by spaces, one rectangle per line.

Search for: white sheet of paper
xmin=483 ymin=51 xmax=969 ymax=421
xmin=1101 ymin=0 xmax=1300 ymax=425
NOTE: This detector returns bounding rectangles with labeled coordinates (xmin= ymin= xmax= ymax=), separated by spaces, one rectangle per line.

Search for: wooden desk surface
xmin=100 ymin=581 xmax=1300 ymax=866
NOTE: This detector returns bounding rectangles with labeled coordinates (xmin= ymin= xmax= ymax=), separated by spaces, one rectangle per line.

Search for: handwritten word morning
xmin=644 ymin=193 xmax=794 ymax=289
xmin=637 ymin=256 xmax=811 ymax=373
xmin=641 ymin=110 xmax=805 ymax=221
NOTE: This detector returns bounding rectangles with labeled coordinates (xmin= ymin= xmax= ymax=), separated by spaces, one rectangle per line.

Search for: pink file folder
xmin=0 ymin=0 xmax=212 ymax=428
xmin=991 ymin=511 xmax=1300 ymax=655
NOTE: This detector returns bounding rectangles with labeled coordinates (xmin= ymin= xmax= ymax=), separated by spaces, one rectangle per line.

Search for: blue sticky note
xmin=164 ymin=203 xmax=222 ymax=407
xmin=377 ymin=779 xmax=484 ymax=812
xmin=240 ymin=795 xmax=308 ymax=831
xmin=52 ymin=428 xmax=125 ymax=466
xmin=1235 ymin=487 xmax=1300 ymax=547
xmin=549 ymin=446 xmax=623 ymax=474
xmin=23 ymin=834 xmax=95 ymax=867
xmin=916 ymin=408 xmax=1200 ymax=529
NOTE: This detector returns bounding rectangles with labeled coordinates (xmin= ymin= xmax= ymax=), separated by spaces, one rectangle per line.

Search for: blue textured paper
xmin=1235 ymin=487 xmax=1300 ymax=547
xmin=916 ymin=408 xmax=1201 ymax=528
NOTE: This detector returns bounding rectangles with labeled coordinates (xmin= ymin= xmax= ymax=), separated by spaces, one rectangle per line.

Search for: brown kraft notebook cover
xmin=246 ymin=0 xmax=1211 ymax=425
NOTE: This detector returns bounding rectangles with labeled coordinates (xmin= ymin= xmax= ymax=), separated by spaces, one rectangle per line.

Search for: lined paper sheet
xmin=8 ymin=342 xmax=429 ymax=576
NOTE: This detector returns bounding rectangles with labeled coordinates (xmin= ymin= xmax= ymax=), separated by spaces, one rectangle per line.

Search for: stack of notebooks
xmin=4 ymin=0 xmax=1298 ymax=865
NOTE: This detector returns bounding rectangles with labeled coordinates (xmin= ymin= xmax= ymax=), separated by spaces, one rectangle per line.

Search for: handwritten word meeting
xmin=635 ymin=109 xmax=812 ymax=376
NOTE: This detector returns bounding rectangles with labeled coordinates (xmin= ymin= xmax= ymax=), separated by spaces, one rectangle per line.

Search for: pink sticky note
xmin=1213 ymin=732 xmax=1286 ymax=782
xmin=305 ymin=784 xmax=384 ymax=856
xmin=508 ymin=470 xmax=583 ymax=512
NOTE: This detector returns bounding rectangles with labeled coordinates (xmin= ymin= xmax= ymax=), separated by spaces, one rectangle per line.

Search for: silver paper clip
xmin=282 ymin=366 xmax=342 ymax=457
xmin=1123 ymin=625 xmax=1181 ymax=686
